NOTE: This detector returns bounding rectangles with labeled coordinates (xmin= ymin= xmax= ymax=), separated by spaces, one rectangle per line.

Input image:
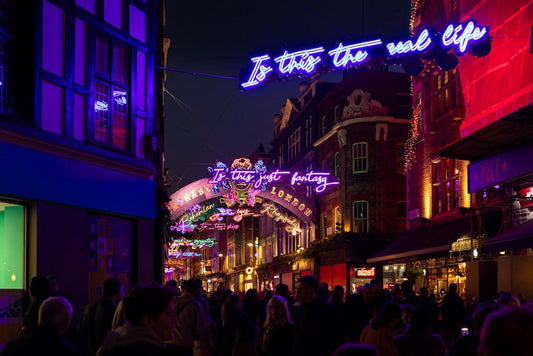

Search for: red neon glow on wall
xmin=458 ymin=0 xmax=533 ymax=137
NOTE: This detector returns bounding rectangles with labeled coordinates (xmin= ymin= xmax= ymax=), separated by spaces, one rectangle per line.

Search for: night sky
xmin=163 ymin=1 xmax=411 ymax=193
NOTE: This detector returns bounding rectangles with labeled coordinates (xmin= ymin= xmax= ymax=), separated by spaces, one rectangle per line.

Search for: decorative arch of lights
xmin=168 ymin=158 xmax=341 ymax=233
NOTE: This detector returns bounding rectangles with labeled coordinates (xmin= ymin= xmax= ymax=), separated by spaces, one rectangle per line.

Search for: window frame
xmin=288 ymin=127 xmax=301 ymax=160
xmin=433 ymin=68 xmax=457 ymax=118
xmin=352 ymin=200 xmax=369 ymax=233
xmin=92 ymin=32 xmax=132 ymax=151
xmin=352 ymin=142 xmax=368 ymax=174
xmin=432 ymin=158 xmax=460 ymax=215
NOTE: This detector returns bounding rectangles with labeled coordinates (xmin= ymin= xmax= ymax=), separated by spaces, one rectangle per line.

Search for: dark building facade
xmin=267 ymin=69 xmax=411 ymax=294
xmin=0 ymin=0 xmax=165 ymax=348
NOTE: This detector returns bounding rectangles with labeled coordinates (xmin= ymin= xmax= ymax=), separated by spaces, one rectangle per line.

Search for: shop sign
xmin=241 ymin=20 xmax=489 ymax=89
xmin=355 ymin=267 xmax=376 ymax=278
xmin=468 ymin=145 xmax=533 ymax=192
xmin=451 ymin=236 xmax=478 ymax=252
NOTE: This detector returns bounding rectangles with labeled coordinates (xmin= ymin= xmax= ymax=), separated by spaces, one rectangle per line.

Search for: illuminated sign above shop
xmin=241 ymin=20 xmax=489 ymax=89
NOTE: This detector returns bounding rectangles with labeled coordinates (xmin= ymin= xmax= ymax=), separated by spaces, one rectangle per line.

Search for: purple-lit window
xmin=95 ymin=35 xmax=108 ymax=75
xmin=93 ymin=34 xmax=130 ymax=150
xmin=94 ymin=80 xmax=109 ymax=142
xmin=432 ymin=158 xmax=460 ymax=215
xmin=112 ymin=43 xmax=129 ymax=85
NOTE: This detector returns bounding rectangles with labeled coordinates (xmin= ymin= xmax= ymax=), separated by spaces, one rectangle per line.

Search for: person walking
xmin=21 ymin=276 xmax=51 ymax=335
xmin=360 ymin=301 xmax=403 ymax=356
xmin=291 ymin=275 xmax=343 ymax=356
xmin=96 ymin=284 xmax=176 ymax=356
xmin=217 ymin=293 xmax=256 ymax=356
xmin=393 ymin=305 xmax=446 ymax=356
xmin=440 ymin=283 xmax=466 ymax=351
xmin=170 ymin=279 xmax=208 ymax=356
xmin=78 ymin=278 xmax=122 ymax=356
xmin=2 ymin=296 xmax=80 ymax=356
xmin=260 ymin=295 xmax=294 ymax=356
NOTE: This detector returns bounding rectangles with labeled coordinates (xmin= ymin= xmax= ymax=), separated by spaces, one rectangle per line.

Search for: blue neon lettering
xmin=328 ymin=39 xmax=382 ymax=68
xmin=241 ymin=55 xmax=273 ymax=89
xmin=240 ymin=20 xmax=489 ymax=89
xmin=386 ymin=29 xmax=432 ymax=56
xmin=274 ymin=47 xmax=324 ymax=74
xmin=441 ymin=21 xmax=488 ymax=54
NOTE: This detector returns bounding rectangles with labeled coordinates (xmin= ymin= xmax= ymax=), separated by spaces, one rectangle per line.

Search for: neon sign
xmin=171 ymin=238 xmax=217 ymax=249
xmin=196 ymin=222 xmax=240 ymax=230
xmin=208 ymin=158 xmax=339 ymax=195
xmin=241 ymin=20 xmax=489 ymax=89
xmin=168 ymin=251 xmax=201 ymax=258
xmin=260 ymin=203 xmax=301 ymax=233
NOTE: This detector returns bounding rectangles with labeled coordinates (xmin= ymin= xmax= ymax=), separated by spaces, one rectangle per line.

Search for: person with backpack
xmin=170 ymin=279 xmax=209 ymax=356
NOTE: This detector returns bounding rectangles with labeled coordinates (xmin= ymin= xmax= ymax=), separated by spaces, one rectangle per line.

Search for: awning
xmin=367 ymin=218 xmax=471 ymax=263
xmin=483 ymin=219 xmax=533 ymax=252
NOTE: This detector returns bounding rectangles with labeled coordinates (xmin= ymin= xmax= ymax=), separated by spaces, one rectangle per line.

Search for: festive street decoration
xmin=241 ymin=20 xmax=489 ymax=89
xmin=170 ymin=237 xmax=217 ymax=249
xmin=260 ymin=202 xmax=301 ymax=233
xmin=208 ymin=158 xmax=339 ymax=209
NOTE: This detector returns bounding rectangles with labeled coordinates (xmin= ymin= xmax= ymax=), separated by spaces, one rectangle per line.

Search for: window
xmin=334 ymin=105 xmax=342 ymax=122
xmin=305 ymin=116 xmax=312 ymax=147
xmin=288 ymin=128 xmax=301 ymax=160
xmin=334 ymin=151 xmax=340 ymax=177
xmin=352 ymin=142 xmax=368 ymax=173
xmin=432 ymin=158 xmax=460 ymax=215
xmin=334 ymin=206 xmax=342 ymax=233
xmin=93 ymin=33 xmax=130 ymax=150
xmin=433 ymin=68 xmax=457 ymax=118
xmin=321 ymin=212 xmax=327 ymax=238
xmin=352 ymin=201 xmax=369 ymax=233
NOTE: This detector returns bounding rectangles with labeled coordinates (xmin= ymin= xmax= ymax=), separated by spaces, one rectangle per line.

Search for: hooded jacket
xmin=96 ymin=324 xmax=170 ymax=356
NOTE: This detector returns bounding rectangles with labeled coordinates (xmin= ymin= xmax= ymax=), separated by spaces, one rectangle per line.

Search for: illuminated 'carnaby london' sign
xmin=209 ymin=158 xmax=339 ymax=194
xmin=241 ymin=20 xmax=489 ymax=89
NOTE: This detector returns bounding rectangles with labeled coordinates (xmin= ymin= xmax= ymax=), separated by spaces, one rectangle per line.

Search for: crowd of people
xmin=3 ymin=274 xmax=533 ymax=356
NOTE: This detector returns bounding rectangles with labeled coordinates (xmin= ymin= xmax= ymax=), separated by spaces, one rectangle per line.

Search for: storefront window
xmin=350 ymin=267 xmax=375 ymax=294
xmin=0 ymin=201 xmax=25 ymax=351
xmin=383 ymin=263 xmax=407 ymax=290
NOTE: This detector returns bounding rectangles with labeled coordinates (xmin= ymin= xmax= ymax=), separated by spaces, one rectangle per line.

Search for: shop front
xmin=368 ymin=218 xmax=475 ymax=300
xmin=351 ymin=267 xmax=376 ymax=294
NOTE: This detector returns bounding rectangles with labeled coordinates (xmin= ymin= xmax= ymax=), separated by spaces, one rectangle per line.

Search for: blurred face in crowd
xmin=362 ymin=285 xmax=375 ymax=303
xmin=268 ymin=298 xmax=286 ymax=321
xmin=296 ymin=281 xmax=317 ymax=304
xmin=145 ymin=301 xmax=176 ymax=341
